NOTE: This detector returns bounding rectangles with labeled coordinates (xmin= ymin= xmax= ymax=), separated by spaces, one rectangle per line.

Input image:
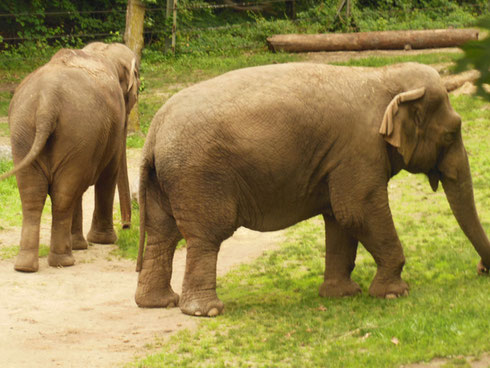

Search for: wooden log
xmin=267 ymin=29 xmax=479 ymax=53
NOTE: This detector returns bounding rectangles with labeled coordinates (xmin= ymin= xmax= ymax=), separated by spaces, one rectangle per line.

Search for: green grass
xmin=0 ymin=122 xmax=9 ymax=136
xmin=0 ymin=160 xmax=22 ymax=226
xmin=131 ymin=95 xmax=489 ymax=367
xmin=115 ymin=202 xmax=186 ymax=259
xmin=0 ymin=92 xmax=11 ymax=116
xmin=0 ymin=244 xmax=50 ymax=260
xmin=332 ymin=52 xmax=463 ymax=67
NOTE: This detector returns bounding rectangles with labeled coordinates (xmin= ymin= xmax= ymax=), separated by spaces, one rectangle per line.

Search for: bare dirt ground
xmin=0 ymin=147 xmax=283 ymax=368
xmin=0 ymin=47 xmax=486 ymax=367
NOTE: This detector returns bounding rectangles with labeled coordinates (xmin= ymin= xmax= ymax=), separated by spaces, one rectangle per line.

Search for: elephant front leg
xmin=71 ymin=196 xmax=88 ymax=250
xmin=179 ymin=238 xmax=224 ymax=317
xmin=356 ymin=194 xmax=408 ymax=298
xmin=319 ymin=215 xmax=361 ymax=297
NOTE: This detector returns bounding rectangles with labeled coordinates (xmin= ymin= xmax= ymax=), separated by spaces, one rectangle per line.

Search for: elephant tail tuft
xmin=136 ymin=155 xmax=151 ymax=272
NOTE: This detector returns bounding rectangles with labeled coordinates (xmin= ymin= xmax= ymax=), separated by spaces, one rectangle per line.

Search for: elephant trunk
xmin=440 ymin=139 xmax=490 ymax=272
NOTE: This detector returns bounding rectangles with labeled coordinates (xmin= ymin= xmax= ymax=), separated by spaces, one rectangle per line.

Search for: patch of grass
xmin=0 ymin=92 xmax=11 ymax=117
xmin=115 ymin=201 xmax=186 ymax=260
xmin=126 ymin=133 xmax=146 ymax=149
xmin=333 ymin=52 xmax=463 ymax=67
xmin=0 ymin=122 xmax=9 ymax=136
xmin=114 ymin=201 xmax=141 ymax=260
xmin=0 ymin=244 xmax=50 ymax=260
xmin=0 ymin=160 xmax=22 ymax=226
xmin=132 ymin=91 xmax=489 ymax=367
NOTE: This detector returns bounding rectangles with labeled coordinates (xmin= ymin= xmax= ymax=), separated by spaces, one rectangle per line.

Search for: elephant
xmin=0 ymin=42 xmax=139 ymax=272
xmin=134 ymin=62 xmax=489 ymax=317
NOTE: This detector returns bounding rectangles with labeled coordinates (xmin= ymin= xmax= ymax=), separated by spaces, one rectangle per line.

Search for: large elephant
xmin=0 ymin=42 xmax=139 ymax=272
xmin=135 ymin=62 xmax=489 ymax=317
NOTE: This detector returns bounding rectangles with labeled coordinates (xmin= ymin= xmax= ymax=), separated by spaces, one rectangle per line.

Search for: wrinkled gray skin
xmin=135 ymin=62 xmax=489 ymax=317
xmin=1 ymin=42 xmax=139 ymax=272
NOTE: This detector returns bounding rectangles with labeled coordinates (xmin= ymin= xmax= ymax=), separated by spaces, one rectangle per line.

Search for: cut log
xmin=267 ymin=29 xmax=479 ymax=53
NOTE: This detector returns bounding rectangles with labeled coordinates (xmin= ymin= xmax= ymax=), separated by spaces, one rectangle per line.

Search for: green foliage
xmin=0 ymin=0 xmax=126 ymax=51
xmin=456 ymin=14 xmax=490 ymax=100
xmin=0 ymin=0 xmax=485 ymax=58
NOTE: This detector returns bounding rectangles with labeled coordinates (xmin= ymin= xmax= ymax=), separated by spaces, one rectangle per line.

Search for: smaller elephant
xmin=135 ymin=62 xmax=489 ymax=317
xmin=1 ymin=42 xmax=139 ymax=272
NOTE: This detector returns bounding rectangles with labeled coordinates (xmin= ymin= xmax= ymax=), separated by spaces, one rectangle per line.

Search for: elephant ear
xmin=379 ymin=87 xmax=426 ymax=165
xmin=125 ymin=57 xmax=139 ymax=113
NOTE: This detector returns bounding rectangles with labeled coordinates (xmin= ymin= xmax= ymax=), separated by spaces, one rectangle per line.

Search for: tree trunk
xmin=124 ymin=0 xmax=145 ymax=132
xmin=267 ymin=29 xmax=479 ymax=53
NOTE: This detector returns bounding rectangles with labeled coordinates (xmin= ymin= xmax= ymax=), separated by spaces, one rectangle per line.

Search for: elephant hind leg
xmin=87 ymin=159 xmax=119 ymax=244
xmin=319 ymin=215 xmax=361 ymax=297
xmin=15 ymin=170 xmax=48 ymax=272
xmin=135 ymin=171 xmax=182 ymax=308
xmin=173 ymin=194 xmax=238 ymax=317
xmin=47 ymin=186 xmax=81 ymax=268
xmin=179 ymin=236 xmax=224 ymax=317
xmin=71 ymin=196 xmax=88 ymax=250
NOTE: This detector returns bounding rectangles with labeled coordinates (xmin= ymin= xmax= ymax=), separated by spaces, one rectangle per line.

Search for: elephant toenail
xmin=194 ymin=311 xmax=202 ymax=316
xmin=385 ymin=293 xmax=397 ymax=299
xmin=207 ymin=308 xmax=219 ymax=317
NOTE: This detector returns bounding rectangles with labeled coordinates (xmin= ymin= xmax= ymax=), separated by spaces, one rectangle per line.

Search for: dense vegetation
xmin=0 ymin=0 xmax=487 ymax=56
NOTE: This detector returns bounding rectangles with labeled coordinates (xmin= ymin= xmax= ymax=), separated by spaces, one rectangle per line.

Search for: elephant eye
xmin=443 ymin=132 xmax=456 ymax=144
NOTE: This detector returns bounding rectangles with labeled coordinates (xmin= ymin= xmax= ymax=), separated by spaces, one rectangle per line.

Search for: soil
xmin=0 ymin=47 xmax=487 ymax=367
xmin=0 ymin=146 xmax=283 ymax=367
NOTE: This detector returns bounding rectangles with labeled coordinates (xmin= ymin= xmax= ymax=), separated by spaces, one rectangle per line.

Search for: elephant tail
xmin=136 ymin=155 xmax=151 ymax=272
xmin=0 ymin=101 xmax=55 ymax=181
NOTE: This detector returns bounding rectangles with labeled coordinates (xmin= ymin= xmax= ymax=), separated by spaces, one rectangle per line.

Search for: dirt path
xmin=0 ymin=147 xmax=283 ymax=368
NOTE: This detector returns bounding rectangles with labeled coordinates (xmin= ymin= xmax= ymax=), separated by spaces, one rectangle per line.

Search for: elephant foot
xmin=477 ymin=260 xmax=489 ymax=276
xmin=71 ymin=234 xmax=89 ymax=250
xmin=14 ymin=249 xmax=39 ymax=272
xmin=319 ymin=279 xmax=361 ymax=297
xmin=48 ymin=251 xmax=75 ymax=268
xmin=135 ymin=286 xmax=180 ymax=308
xmin=369 ymin=278 xmax=409 ymax=299
xmin=87 ymin=228 xmax=117 ymax=244
xmin=179 ymin=290 xmax=224 ymax=317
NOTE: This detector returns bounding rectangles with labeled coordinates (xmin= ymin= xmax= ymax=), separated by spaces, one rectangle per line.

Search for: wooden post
xmin=172 ymin=0 xmax=178 ymax=54
xmin=124 ymin=0 xmax=145 ymax=132
xmin=286 ymin=0 xmax=296 ymax=20
xmin=165 ymin=0 xmax=174 ymax=52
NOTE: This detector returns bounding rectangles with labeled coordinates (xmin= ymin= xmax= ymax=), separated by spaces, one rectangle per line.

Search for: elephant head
xmin=83 ymin=42 xmax=140 ymax=229
xmin=380 ymin=63 xmax=490 ymax=274
xmin=83 ymin=42 xmax=140 ymax=115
